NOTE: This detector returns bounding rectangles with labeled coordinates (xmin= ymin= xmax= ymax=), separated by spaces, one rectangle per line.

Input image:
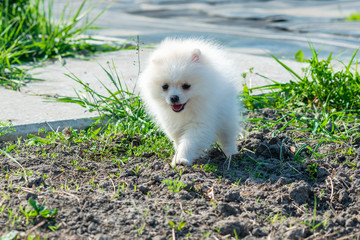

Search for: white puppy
xmin=139 ymin=38 xmax=241 ymax=167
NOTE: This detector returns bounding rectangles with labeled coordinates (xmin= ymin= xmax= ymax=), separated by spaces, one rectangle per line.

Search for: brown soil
xmin=1 ymin=109 xmax=360 ymax=240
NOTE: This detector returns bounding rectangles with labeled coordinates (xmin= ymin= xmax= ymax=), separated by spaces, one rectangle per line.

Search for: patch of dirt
xmin=1 ymin=109 xmax=360 ymax=239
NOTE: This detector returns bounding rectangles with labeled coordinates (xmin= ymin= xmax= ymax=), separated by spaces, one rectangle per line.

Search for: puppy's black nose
xmin=170 ymin=95 xmax=179 ymax=103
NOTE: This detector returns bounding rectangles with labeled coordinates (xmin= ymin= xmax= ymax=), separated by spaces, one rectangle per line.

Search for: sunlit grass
xmin=244 ymin=45 xmax=360 ymax=111
xmin=57 ymin=61 xmax=172 ymax=160
xmin=345 ymin=12 xmax=360 ymax=21
xmin=0 ymin=0 xmax=127 ymax=90
xmin=244 ymin=44 xmax=360 ymax=156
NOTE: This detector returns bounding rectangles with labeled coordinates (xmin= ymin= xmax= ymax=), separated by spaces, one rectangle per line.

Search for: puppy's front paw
xmin=177 ymin=158 xmax=192 ymax=166
xmin=171 ymin=156 xmax=192 ymax=167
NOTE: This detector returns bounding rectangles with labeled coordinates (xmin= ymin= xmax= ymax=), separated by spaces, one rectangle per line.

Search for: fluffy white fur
xmin=139 ymin=38 xmax=241 ymax=167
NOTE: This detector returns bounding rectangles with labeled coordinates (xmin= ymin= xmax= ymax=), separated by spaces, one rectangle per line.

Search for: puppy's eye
xmin=182 ymin=84 xmax=191 ymax=90
xmin=162 ymin=84 xmax=169 ymax=91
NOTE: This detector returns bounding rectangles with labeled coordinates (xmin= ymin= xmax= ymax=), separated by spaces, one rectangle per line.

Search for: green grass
xmin=162 ymin=178 xmax=187 ymax=193
xmin=0 ymin=121 xmax=14 ymax=137
xmin=58 ymin=61 xmax=173 ymax=159
xmin=0 ymin=62 xmax=172 ymax=160
xmin=245 ymin=45 xmax=360 ymax=111
xmin=0 ymin=0 xmax=127 ymax=90
xmin=21 ymin=122 xmax=172 ymax=162
xmin=345 ymin=12 xmax=360 ymax=21
xmin=168 ymin=219 xmax=186 ymax=231
xmin=58 ymin=61 xmax=155 ymax=136
xmin=244 ymin=45 xmax=360 ymax=150
xmin=300 ymin=196 xmax=328 ymax=231
xmin=21 ymin=198 xmax=58 ymax=222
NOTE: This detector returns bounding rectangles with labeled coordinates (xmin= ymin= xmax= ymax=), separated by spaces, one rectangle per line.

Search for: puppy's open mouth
xmin=171 ymin=103 xmax=187 ymax=112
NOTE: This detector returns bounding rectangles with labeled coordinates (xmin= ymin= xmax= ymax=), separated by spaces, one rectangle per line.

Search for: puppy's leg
xmin=218 ymin=123 xmax=238 ymax=158
xmin=171 ymin=140 xmax=197 ymax=167
xmin=218 ymin=129 xmax=237 ymax=171
xmin=171 ymin=128 xmax=215 ymax=167
xmin=171 ymin=138 xmax=180 ymax=166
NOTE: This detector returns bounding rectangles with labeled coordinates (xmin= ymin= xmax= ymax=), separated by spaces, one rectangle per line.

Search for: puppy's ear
xmin=191 ymin=49 xmax=201 ymax=63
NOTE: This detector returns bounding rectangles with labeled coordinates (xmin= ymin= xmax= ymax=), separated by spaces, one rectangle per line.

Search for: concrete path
xmin=1 ymin=0 xmax=359 ymax=140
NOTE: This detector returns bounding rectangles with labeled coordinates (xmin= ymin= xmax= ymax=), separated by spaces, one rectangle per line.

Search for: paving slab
xmin=79 ymin=0 xmax=360 ymax=57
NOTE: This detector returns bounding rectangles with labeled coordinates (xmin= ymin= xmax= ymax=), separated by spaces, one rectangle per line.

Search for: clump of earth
xmin=1 ymin=109 xmax=359 ymax=239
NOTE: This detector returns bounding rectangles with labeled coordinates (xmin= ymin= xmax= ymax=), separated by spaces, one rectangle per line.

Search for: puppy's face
xmin=147 ymin=49 xmax=203 ymax=113
xmin=161 ymin=81 xmax=191 ymax=112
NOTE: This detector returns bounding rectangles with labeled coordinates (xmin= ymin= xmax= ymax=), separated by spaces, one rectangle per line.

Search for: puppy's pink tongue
xmin=172 ymin=104 xmax=183 ymax=112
